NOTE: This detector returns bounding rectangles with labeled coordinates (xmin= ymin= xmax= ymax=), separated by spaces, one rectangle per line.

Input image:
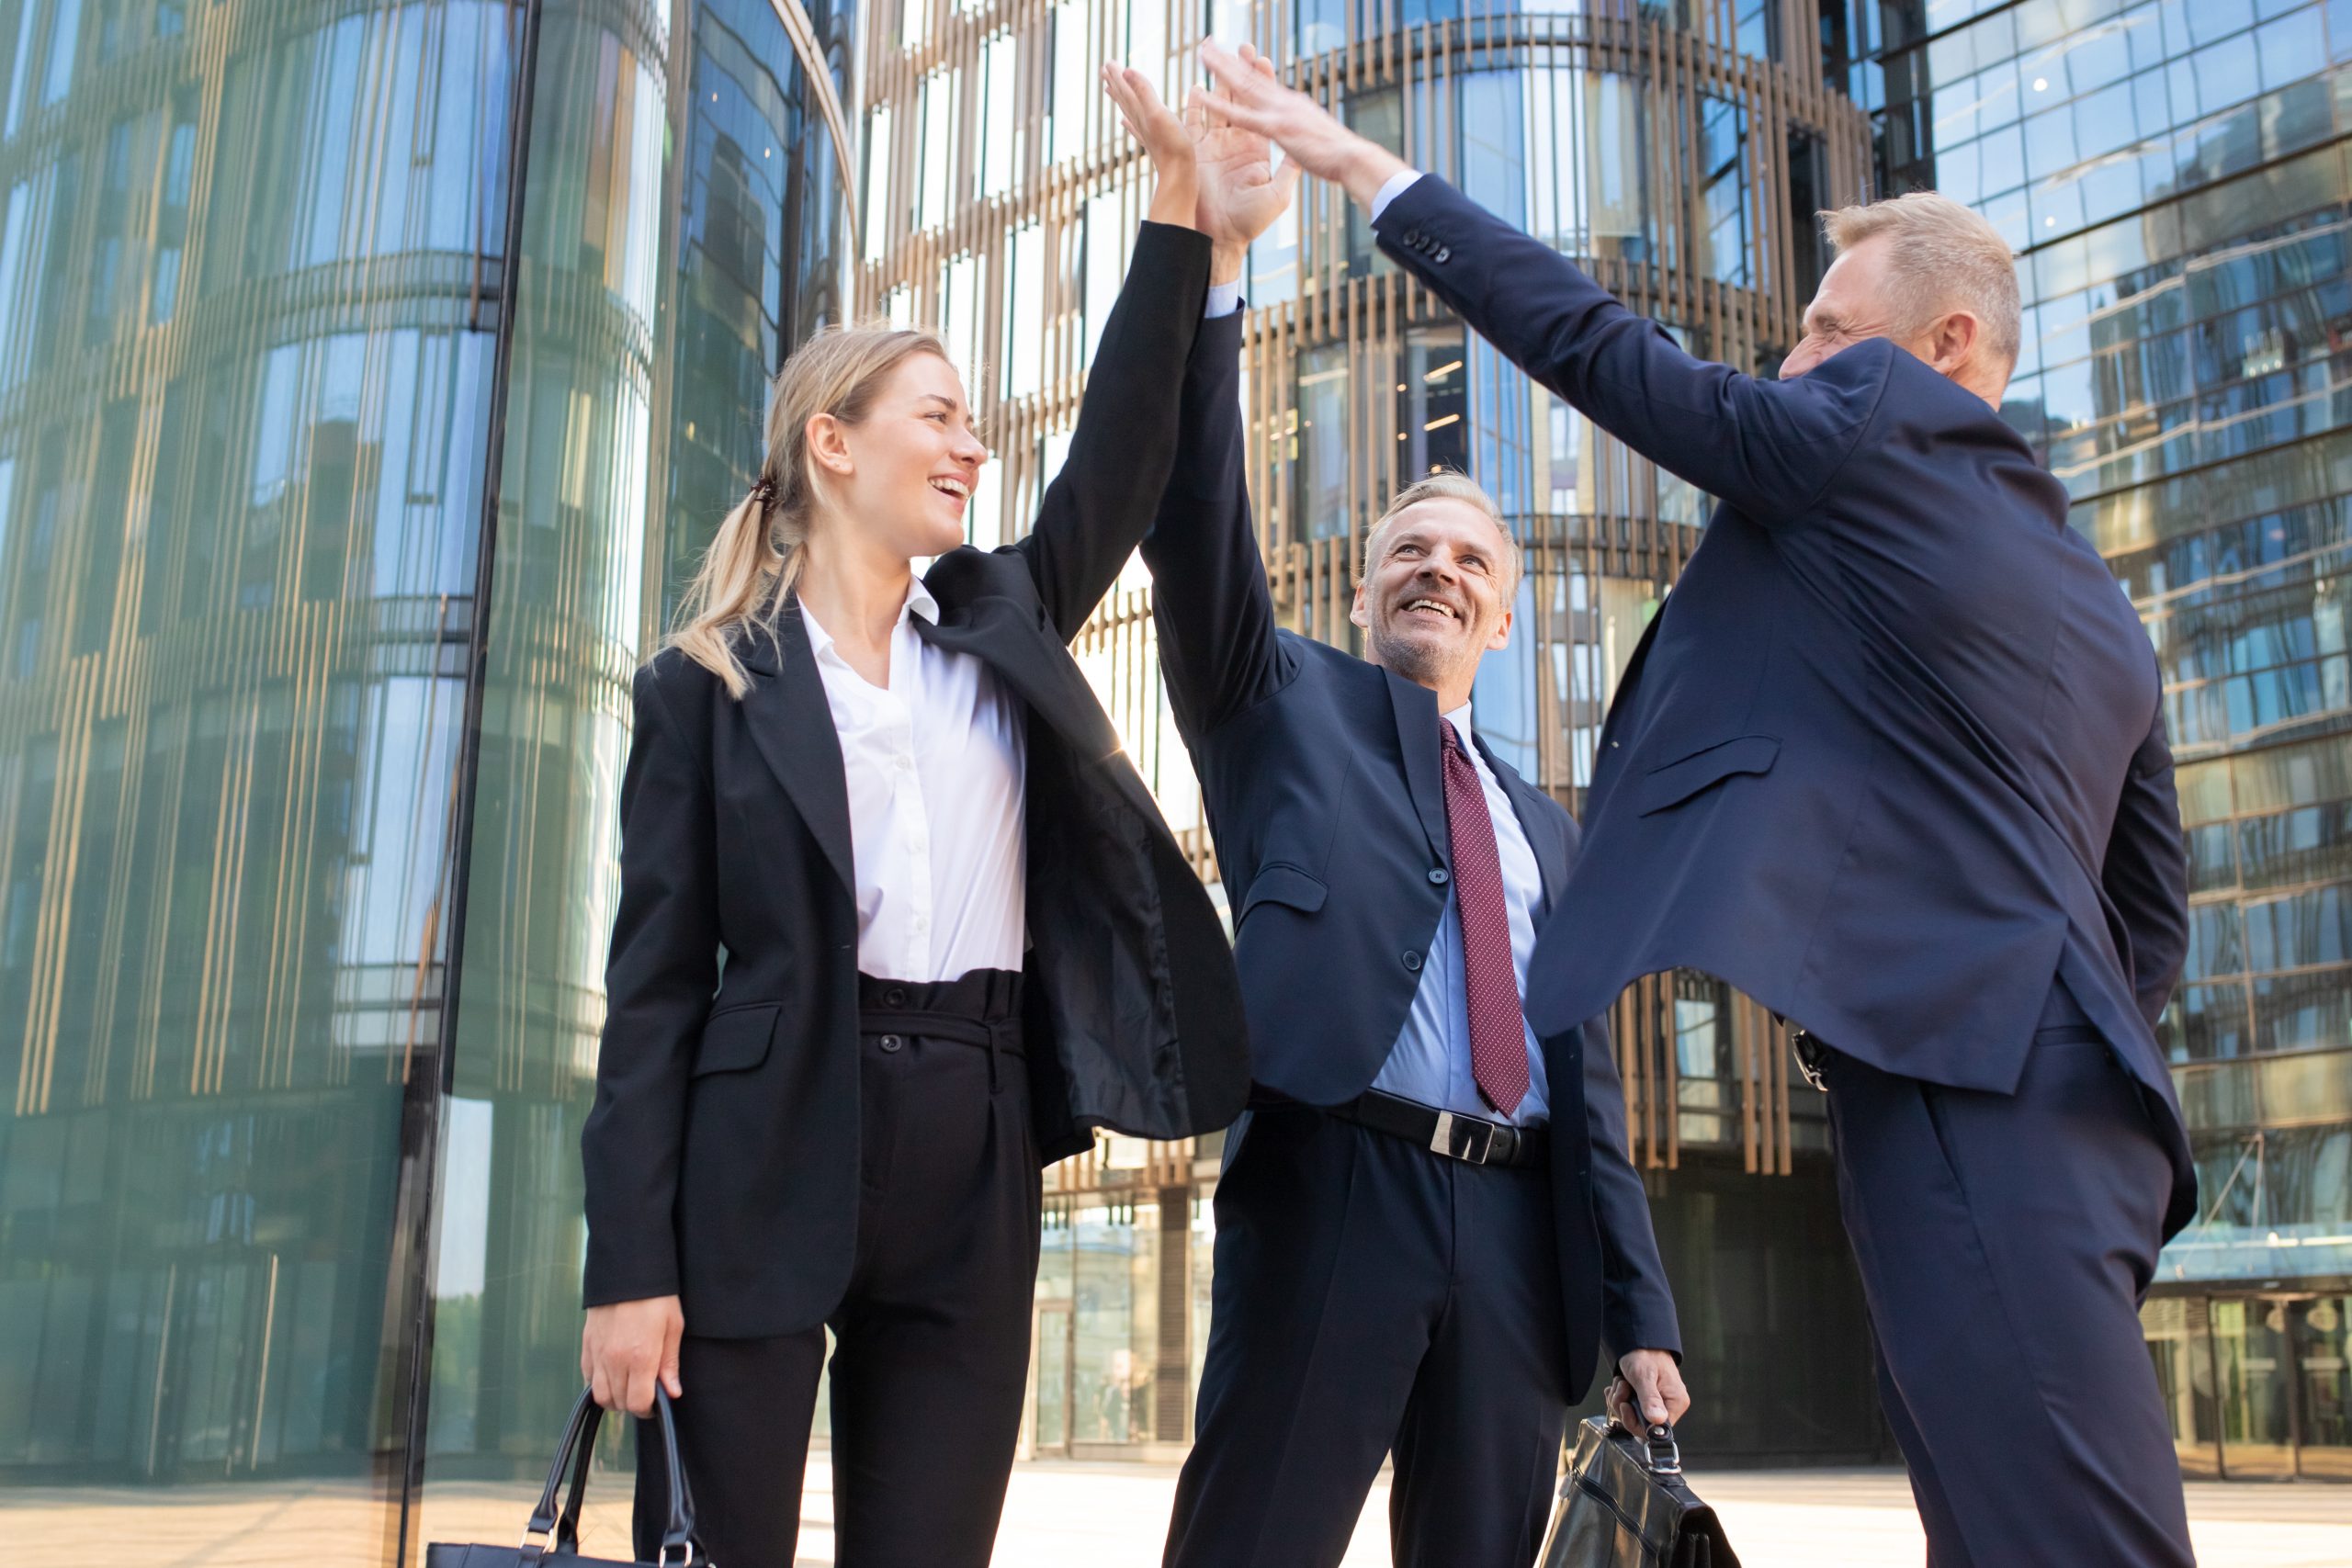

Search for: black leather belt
xmin=1325 ymin=1089 xmax=1548 ymax=1168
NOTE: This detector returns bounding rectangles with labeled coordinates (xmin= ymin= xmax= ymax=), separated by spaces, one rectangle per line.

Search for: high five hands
xmin=1190 ymin=39 xmax=1409 ymax=210
xmin=1102 ymin=51 xmax=1301 ymax=282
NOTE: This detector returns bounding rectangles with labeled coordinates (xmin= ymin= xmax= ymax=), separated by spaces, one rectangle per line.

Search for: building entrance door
xmin=2292 ymin=1295 xmax=2351 ymax=1480
xmin=1032 ymin=1299 xmax=1073 ymax=1458
xmin=2213 ymin=1296 xmax=2297 ymax=1478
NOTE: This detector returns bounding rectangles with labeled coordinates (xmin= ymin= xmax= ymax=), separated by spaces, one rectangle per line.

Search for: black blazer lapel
xmin=913 ymin=595 xmax=1144 ymax=795
xmin=1476 ymin=733 xmax=1569 ymax=919
xmin=737 ymin=606 xmax=856 ymax=897
xmin=1386 ymin=670 xmax=1450 ymax=862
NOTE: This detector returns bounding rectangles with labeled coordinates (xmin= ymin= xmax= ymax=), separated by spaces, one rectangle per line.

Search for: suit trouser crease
xmin=1166 ymin=1108 xmax=1572 ymax=1568
xmin=1825 ymin=1023 xmax=2194 ymax=1568
xmin=636 ymin=973 xmax=1037 ymax=1568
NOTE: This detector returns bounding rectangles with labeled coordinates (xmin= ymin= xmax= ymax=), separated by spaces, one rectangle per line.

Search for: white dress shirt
xmin=799 ymin=584 xmax=1027 ymax=981
xmin=1371 ymin=703 xmax=1552 ymax=1125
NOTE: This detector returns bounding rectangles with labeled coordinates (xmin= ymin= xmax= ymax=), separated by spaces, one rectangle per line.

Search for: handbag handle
xmin=525 ymin=1387 xmax=702 ymax=1563
xmin=1606 ymin=1415 xmax=1685 ymax=1477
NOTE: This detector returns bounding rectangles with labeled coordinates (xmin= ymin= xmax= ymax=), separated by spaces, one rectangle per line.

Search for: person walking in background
xmin=1196 ymin=39 xmax=2198 ymax=1568
xmin=573 ymin=71 xmax=1251 ymax=1568
xmin=1143 ymin=61 xmax=1685 ymax=1568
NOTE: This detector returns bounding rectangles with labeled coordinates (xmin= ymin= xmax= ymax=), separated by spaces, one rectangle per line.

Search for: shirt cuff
xmin=1369 ymin=168 xmax=1425 ymax=225
xmin=1204 ymin=281 xmax=1244 ymax=318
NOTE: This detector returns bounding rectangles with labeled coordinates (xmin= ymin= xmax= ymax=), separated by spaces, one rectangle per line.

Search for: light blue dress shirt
xmin=1370 ymin=704 xmax=1552 ymax=1125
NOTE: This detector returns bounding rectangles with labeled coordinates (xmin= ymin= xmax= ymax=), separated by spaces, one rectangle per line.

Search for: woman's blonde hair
xmin=667 ymin=323 xmax=954 ymax=697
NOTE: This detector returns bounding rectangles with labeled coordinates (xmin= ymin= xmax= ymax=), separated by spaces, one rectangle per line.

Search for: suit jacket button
xmin=1401 ymin=229 xmax=1420 ymax=246
xmin=878 ymin=1034 xmax=903 ymax=1053
xmin=1433 ymin=246 xmax=1450 ymax=263
xmin=1403 ymin=950 xmax=1423 ymax=972
xmin=1429 ymin=867 xmax=1450 ymax=885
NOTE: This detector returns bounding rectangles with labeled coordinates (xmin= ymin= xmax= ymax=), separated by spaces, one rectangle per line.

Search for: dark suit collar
xmin=735 ymin=604 xmax=855 ymax=896
xmin=1385 ymin=670 xmax=1450 ymax=862
xmin=1472 ymin=731 xmax=1569 ymax=917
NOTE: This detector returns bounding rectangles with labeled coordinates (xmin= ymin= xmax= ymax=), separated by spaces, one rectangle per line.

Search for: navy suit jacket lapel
xmin=1475 ymin=732 xmax=1569 ymax=921
xmin=1385 ymin=670 xmax=1450 ymax=863
xmin=737 ymin=604 xmax=857 ymax=897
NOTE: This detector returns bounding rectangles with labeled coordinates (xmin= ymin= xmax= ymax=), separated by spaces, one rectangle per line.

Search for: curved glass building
xmin=0 ymin=0 xmax=854 ymax=1555
xmin=860 ymin=0 xmax=1895 ymax=1463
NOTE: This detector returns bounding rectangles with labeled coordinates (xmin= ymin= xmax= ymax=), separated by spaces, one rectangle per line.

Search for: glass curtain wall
xmin=0 ymin=0 xmax=854 ymax=1559
xmin=1861 ymin=0 xmax=2352 ymax=1481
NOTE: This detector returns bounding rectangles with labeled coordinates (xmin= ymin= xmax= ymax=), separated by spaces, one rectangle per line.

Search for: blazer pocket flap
xmin=1238 ymin=863 xmax=1329 ymax=920
xmin=1634 ymin=735 xmax=1781 ymax=817
xmin=694 ymin=1004 xmax=780 ymax=1076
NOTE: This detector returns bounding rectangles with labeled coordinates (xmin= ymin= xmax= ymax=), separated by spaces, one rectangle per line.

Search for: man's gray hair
xmin=1362 ymin=470 xmax=1524 ymax=600
xmin=1823 ymin=191 xmax=2020 ymax=371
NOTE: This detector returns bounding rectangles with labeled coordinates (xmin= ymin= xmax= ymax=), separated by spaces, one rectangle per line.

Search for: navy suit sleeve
xmin=581 ymin=660 xmax=720 ymax=1307
xmin=2102 ymin=702 xmax=2189 ymax=1031
xmin=1139 ymin=307 xmax=1290 ymax=735
xmin=1012 ymin=220 xmax=1211 ymax=641
xmin=1373 ymin=176 xmax=1883 ymax=525
xmin=1580 ymin=1012 xmax=1683 ymax=1359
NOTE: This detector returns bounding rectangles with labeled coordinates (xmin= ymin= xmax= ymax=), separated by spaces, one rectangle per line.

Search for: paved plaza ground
xmin=12 ymin=1457 xmax=2352 ymax=1564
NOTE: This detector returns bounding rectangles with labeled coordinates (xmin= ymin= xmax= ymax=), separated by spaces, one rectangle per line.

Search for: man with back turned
xmin=1202 ymin=39 xmax=2199 ymax=1568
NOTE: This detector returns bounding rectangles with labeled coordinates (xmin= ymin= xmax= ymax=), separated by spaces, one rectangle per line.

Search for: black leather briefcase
xmin=1538 ymin=1417 xmax=1740 ymax=1568
xmin=427 ymin=1386 xmax=708 ymax=1567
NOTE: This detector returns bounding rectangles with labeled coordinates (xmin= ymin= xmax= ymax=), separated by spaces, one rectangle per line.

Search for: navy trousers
xmin=1164 ymin=1106 xmax=1575 ymax=1568
xmin=1823 ymin=1003 xmax=2195 ymax=1568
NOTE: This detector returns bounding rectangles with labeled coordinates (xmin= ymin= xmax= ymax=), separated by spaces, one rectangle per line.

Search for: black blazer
xmin=1141 ymin=309 xmax=1680 ymax=1393
xmin=581 ymin=221 xmax=1251 ymax=1337
xmin=1375 ymin=177 xmax=2196 ymax=1235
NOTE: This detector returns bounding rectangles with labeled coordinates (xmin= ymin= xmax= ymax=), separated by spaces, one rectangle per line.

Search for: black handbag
xmin=1538 ymin=1418 xmax=1741 ymax=1568
xmin=427 ymin=1386 xmax=708 ymax=1567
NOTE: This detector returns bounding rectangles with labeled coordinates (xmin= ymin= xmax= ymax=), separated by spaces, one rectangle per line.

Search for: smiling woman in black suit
xmin=575 ymin=70 xmax=1254 ymax=1568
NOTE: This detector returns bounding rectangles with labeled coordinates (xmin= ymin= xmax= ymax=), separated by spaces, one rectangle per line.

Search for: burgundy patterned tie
xmin=1440 ymin=720 xmax=1530 ymax=1116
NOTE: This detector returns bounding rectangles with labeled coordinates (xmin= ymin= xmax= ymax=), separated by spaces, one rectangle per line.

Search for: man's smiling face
xmin=1351 ymin=497 xmax=1516 ymax=694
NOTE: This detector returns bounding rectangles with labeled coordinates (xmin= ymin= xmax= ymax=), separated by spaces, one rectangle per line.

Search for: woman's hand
xmin=1191 ymin=46 xmax=1301 ymax=283
xmin=582 ymin=1295 xmax=684 ymax=1417
xmin=1102 ymin=62 xmax=1200 ymax=230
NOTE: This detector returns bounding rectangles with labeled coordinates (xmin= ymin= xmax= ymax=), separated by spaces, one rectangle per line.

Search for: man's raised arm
xmin=1196 ymin=42 xmax=1879 ymax=525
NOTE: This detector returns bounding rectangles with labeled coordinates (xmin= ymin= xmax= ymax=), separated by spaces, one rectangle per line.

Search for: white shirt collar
xmin=797 ymin=579 xmax=939 ymax=664
xmin=1444 ymin=701 xmax=1475 ymax=754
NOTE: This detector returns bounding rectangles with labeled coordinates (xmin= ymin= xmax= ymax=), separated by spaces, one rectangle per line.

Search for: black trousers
xmin=1165 ymin=1106 xmax=1573 ymax=1568
xmin=635 ymin=970 xmax=1039 ymax=1568
xmin=1823 ymin=998 xmax=2194 ymax=1568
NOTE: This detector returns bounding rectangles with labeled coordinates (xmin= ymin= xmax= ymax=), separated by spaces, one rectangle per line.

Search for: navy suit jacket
xmin=1375 ymin=178 xmax=2197 ymax=1237
xmin=1143 ymin=309 xmax=1680 ymax=1391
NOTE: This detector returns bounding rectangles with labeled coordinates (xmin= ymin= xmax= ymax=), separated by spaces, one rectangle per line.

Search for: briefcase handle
xmin=1608 ymin=1416 xmax=1684 ymax=1477
xmin=522 ymin=1386 xmax=701 ymax=1564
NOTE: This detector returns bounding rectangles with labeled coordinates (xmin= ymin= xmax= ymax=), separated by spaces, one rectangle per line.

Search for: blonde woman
xmin=577 ymin=68 xmax=1278 ymax=1568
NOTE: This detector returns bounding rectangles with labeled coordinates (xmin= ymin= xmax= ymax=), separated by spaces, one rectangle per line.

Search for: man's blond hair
xmin=1822 ymin=191 xmax=2020 ymax=371
xmin=1362 ymin=471 xmax=1523 ymax=601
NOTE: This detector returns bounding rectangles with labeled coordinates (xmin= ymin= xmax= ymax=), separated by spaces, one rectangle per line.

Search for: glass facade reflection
xmin=1862 ymin=0 xmax=2352 ymax=1481
xmin=0 ymin=0 xmax=854 ymax=1556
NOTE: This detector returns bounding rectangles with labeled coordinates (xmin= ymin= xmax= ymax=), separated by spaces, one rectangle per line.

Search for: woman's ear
xmin=806 ymin=412 xmax=854 ymax=478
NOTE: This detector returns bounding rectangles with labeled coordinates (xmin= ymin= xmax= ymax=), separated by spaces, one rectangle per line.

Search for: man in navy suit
xmin=1201 ymin=39 xmax=2197 ymax=1568
xmin=1146 ymin=81 xmax=1685 ymax=1568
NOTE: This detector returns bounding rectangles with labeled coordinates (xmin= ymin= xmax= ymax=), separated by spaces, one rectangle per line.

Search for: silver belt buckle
xmin=1792 ymin=1030 xmax=1828 ymax=1092
xmin=1430 ymin=1111 xmax=1497 ymax=1165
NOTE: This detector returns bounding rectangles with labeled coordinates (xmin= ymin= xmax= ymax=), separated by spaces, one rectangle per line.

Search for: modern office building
xmin=0 ymin=0 xmax=856 ymax=1558
xmin=1859 ymin=0 xmax=2352 ymax=1482
xmin=859 ymin=0 xmax=1896 ymax=1464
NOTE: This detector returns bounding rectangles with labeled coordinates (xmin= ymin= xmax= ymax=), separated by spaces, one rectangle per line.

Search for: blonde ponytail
xmin=666 ymin=323 xmax=954 ymax=697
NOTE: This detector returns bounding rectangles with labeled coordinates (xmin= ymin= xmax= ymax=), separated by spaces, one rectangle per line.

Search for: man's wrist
xmin=1337 ymin=141 xmax=1411 ymax=211
xmin=1209 ymin=244 xmax=1248 ymax=287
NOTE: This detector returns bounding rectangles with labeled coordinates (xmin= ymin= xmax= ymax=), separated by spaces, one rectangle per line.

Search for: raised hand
xmin=1194 ymin=39 xmax=1408 ymax=209
xmin=1102 ymin=62 xmax=1201 ymax=231
xmin=1191 ymin=46 xmax=1302 ymax=279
